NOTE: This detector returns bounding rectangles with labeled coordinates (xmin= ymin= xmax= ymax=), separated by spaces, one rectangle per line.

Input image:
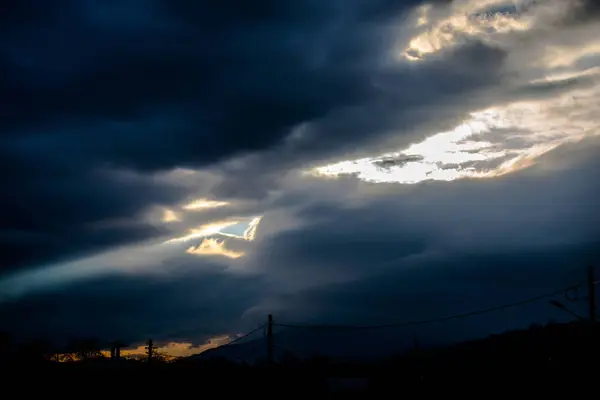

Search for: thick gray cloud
xmin=245 ymin=140 xmax=600 ymax=292
xmin=1 ymin=0 xmax=599 ymax=352
xmin=0 ymin=267 xmax=266 ymax=346
xmin=0 ymin=0 xmax=438 ymax=272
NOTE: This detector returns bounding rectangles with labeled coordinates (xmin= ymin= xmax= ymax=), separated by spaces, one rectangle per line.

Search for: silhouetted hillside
xmin=195 ymin=321 xmax=466 ymax=363
xmin=1 ymin=321 xmax=598 ymax=394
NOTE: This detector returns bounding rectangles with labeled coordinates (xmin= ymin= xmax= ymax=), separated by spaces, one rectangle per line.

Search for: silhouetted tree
xmin=66 ymin=338 xmax=104 ymax=361
xmin=150 ymin=349 xmax=169 ymax=363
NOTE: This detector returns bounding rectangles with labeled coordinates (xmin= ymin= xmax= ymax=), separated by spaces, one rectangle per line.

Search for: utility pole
xmin=267 ymin=314 xmax=273 ymax=366
xmin=109 ymin=342 xmax=116 ymax=361
xmin=110 ymin=341 xmax=123 ymax=361
xmin=145 ymin=339 xmax=157 ymax=363
xmin=588 ymin=265 xmax=596 ymax=324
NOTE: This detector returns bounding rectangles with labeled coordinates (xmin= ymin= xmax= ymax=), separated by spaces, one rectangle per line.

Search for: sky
xmin=0 ymin=0 xmax=599 ymax=357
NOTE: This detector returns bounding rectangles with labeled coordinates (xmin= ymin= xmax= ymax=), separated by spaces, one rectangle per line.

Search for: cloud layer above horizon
xmin=1 ymin=0 xmax=599 ymax=352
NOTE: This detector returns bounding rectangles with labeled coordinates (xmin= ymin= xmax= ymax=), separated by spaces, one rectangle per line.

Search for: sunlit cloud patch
xmin=164 ymin=216 xmax=262 ymax=244
xmin=310 ymin=0 xmax=600 ymax=185
xmin=164 ymin=216 xmax=262 ymax=259
xmin=94 ymin=336 xmax=234 ymax=360
xmin=182 ymin=198 xmax=230 ymax=211
xmin=162 ymin=208 xmax=180 ymax=223
xmin=401 ymin=0 xmax=575 ymax=62
xmin=0 ymin=216 xmax=265 ymax=300
xmin=186 ymin=238 xmax=245 ymax=259
xmin=311 ymin=81 xmax=600 ymax=184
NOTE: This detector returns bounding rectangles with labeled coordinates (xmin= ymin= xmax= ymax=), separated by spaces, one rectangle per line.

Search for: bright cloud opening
xmin=163 ymin=216 xmax=262 ymax=259
xmin=310 ymin=76 xmax=600 ymax=184
xmin=164 ymin=216 xmax=262 ymax=244
xmin=182 ymin=198 xmax=230 ymax=211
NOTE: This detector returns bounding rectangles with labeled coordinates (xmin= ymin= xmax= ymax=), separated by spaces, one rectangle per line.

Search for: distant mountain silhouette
xmin=191 ymin=324 xmax=468 ymax=363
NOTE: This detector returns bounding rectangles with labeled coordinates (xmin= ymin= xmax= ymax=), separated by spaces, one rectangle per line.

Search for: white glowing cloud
xmin=163 ymin=216 xmax=262 ymax=244
xmin=164 ymin=221 xmax=238 ymax=244
xmin=238 ymin=216 xmax=261 ymax=241
xmin=311 ymin=77 xmax=600 ymax=184
xmin=182 ymin=198 xmax=230 ymax=211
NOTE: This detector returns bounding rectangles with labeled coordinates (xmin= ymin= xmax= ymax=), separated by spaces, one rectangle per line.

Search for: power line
xmin=221 ymin=324 xmax=266 ymax=347
xmin=274 ymin=284 xmax=581 ymax=330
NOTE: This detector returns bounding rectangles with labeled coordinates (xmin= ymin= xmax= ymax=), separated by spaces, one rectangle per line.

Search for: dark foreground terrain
xmin=1 ymin=321 xmax=598 ymax=396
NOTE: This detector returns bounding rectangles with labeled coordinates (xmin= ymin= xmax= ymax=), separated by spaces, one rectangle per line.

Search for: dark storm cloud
xmin=2 ymin=147 xmax=598 ymax=347
xmin=208 ymin=40 xmax=508 ymax=200
xmin=0 ymin=0 xmax=431 ymax=170
xmin=244 ymin=228 xmax=599 ymax=351
xmin=0 ymin=0 xmax=434 ymax=272
xmin=0 ymin=267 xmax=266 ymax=347
xmin=282 ymin=42 xmax=506 ymax=157
xmin=2 ymin=0 xmax=599 ymax=352
xmin=264 ymin=241 xmax=600 ymax=349
xmin=249 ymin=202 xmax=431 ymax=291
xmin=0 ymin=160 xmax=185 ymax=272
